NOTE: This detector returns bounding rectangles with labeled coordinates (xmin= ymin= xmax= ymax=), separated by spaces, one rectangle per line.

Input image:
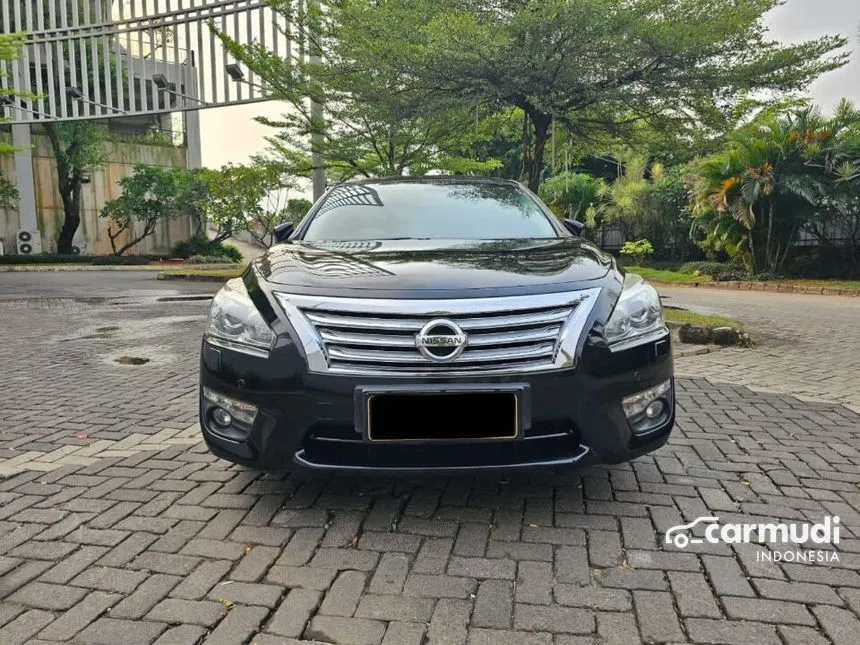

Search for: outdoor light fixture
xmin=225 ymin=63 xmax=269 ymax=92
xmin=152 ymin=73 xmax=169 ymax=90
xmin=225 ymin=63 xmax=245 ymax=82
xmin=66 ymin=87 xmax=126 ymax=114
xmin=152 ymin=74 xmax=208 ymax=106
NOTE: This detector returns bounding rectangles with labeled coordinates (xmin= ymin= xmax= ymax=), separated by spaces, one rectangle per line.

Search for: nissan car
xmin=199 ymin=177 xmax=675 ymax=472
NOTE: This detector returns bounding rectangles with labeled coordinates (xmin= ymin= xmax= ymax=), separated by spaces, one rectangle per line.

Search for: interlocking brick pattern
xmin=661 ymin=287 xmax=860 ymax=411
xmin=1 ymin=290 xmax=859 ymax=644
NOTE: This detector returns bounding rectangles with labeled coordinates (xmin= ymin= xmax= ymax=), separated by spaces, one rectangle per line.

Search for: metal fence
xmin=1 ymin=0 xmax=292 ymax=123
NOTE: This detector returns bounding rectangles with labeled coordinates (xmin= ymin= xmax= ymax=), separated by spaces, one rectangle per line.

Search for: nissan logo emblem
xmin=415 ymin=318 xmax=468 ymax=362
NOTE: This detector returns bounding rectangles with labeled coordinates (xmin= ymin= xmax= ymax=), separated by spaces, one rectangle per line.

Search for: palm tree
xmin=691 ymin=100 xmax=860 ymax=273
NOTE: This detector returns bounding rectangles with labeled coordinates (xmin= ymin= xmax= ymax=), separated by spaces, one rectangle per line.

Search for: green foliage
xmin=214 ymin=2 xmax=495 ymax=182
xmin=338 ymin=0 xmax=847 ymax=190
xmin=195 ymin=163 xmax=296 ymax=247
xmin=0 ymin=253 xmax=93 ymax=265
xmin=539 ymin=173 xmax=604 ymax=220
xmin=90 ymin=254 xmax=172 ymax=265
xmin=678 ymin=261 xmax=745 ymax=281
xmin=285 ymin=198 xmax=313 ymax=223
xmin=101 ymin=165 xmax=195 ymax=256
xmin=690 ymin=99 xmax=860 ymax=273
xmin=679 ymin=261 xmax=730 ymax=276
xmin=0 ymin=173 xmax=18 ymax=210
xmin=186 ymin=255 xmax=241 ymax=265
xmin=0 ymin=33 xmax=28 ymax=207
xmin=170 ymin=236 xmax=244 ymax=262
xmin=620 ymin=239 xmax=655 ymax=265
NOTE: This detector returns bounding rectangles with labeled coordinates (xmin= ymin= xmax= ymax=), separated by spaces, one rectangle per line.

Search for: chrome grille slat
xmin=319 ymin=326 xmax=562 ymax=348
xmin=304 ymin=308 xmax=572 ymax=332
xmin=328 ymin=343 xmax=556 ymax=365
xmin=274 ymin=289 xmax=602 ymax=376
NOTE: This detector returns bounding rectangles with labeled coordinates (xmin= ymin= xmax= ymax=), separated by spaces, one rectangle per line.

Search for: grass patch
xmin=777 ymin=279 xmax=860 ymax=292
xmin=664 ymin=307 xmax=742 ymax=329
xmin=625 ymin=266 xmax=713 ymax=284
xmin=628 ymin=267 xmax=860 ymax=292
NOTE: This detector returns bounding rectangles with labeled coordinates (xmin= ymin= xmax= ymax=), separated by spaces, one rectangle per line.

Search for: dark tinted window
xmin=301 ymin=181 xmax=558 ymax=241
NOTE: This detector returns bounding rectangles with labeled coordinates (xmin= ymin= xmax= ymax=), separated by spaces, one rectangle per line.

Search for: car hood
xmin=254 ymin=238 xmax=615 ymax=297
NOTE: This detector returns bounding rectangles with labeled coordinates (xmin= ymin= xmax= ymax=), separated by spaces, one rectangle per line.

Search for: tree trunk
xmin=44 ymin=123 xmax=82 ymax=255
xmin=765 ymin=201 xmax=774 ymax=272
xmin=747 ymin=228 xmax=757 ymax=274
xmin=525 ymin=111 xmax=551 ymax=192
xmin=114 ymin=219 xmax=157 ymax=256
xmin=56 ymin=179 xmax=82 ymax=254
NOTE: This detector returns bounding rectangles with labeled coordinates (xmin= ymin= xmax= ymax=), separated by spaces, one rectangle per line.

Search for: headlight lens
xmin=206 ymin=278 xmax=275 ymax=351
xmin=605 ymin=273 xmax=665 ymax=346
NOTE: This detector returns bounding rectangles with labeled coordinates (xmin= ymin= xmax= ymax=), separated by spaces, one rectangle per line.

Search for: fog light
xmin=645 ymin=400 xmax=665 ymax=419
xmin=202 ymin=387 xmax=258 ymax=426
xmin=211 ymin=407 xmax=233 ymax=428
xmin=622 ymin=380 xmax=672 ymax=419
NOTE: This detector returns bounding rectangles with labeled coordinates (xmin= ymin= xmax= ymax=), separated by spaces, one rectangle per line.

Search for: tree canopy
xmin=328 ymin=0 xmax=847 ymax=189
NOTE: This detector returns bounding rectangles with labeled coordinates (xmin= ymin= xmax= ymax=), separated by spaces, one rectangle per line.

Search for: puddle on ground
xmin=115 ymin=356 xmax=151 ymax=365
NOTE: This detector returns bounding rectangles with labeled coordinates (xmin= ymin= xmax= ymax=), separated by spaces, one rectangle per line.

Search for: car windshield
xmin=301 ymin=181 xmax=559 ymax=241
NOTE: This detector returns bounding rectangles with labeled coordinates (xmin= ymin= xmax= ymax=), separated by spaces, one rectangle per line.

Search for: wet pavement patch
xmin=157 ymin=295 xmax=214 ymax=302
xmin=115 ymin=356 xmax=151 ymax=365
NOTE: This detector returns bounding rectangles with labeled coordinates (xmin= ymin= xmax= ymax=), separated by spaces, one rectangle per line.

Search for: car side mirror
xmin=273 ymin=222 xmax=294 ymax=243
xmin=563 ymin=219 xmax=585 ymax=237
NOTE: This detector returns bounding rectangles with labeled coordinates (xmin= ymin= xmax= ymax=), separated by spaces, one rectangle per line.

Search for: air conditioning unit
xmin=16 ymin=230 xmax=42 ymax=255
xmin=71 ymin=238 xmax=87 ymax=256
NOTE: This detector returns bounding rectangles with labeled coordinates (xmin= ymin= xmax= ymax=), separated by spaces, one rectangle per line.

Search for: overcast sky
xmin=198 ymin=0 xmax=860 ymax=169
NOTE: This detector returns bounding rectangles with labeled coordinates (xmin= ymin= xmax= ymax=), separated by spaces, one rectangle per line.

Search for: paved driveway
xmin=1 ymin=277 xmax=859 ymax=645
xmin=661 ymin=287 xmax=860 ymax=411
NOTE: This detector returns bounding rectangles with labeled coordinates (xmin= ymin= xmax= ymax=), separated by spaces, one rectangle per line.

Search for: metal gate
xmin=1 ymin=0 xmax=291 ymax=122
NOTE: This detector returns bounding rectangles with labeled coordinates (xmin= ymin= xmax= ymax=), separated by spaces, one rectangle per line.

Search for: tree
xmin=538 ymin=172 xmax=604 ymax=221
xmin=100 ymin=165 xmax=190 ymax=255
xmin=44 ymin=122 xmax=106 ymax=254
xmin=690 ymin=100 xmax=860 ymax=273
xmin=337 ymin=0 xmax=847 ymax=191
xmin=214 ymin=1 xmax=499 ymax=182
xmin=199 ymin=162 xmax=300 ymax=248
xmin=0 ymin=33 xmax=27 ymax=208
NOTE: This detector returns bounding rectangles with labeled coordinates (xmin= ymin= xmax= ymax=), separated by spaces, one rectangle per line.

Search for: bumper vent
xmin=274 ymin=290 xmax=601 ymax=376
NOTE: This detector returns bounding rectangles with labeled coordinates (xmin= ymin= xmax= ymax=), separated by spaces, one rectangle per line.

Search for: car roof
xmin=341 ymin=176 xmax=523 ymax=188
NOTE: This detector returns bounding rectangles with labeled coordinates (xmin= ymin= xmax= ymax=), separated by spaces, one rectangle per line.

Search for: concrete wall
xmin=0 ymin=131 xmax=192 ymax=256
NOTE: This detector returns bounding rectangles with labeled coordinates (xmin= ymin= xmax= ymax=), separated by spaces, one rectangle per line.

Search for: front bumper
xmin=199 ymin=332 xmax=675 ymax=473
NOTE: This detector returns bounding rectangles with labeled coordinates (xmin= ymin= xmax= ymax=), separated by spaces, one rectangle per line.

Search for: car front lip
xmin=199 ymin=333 xmax=675 ymax=473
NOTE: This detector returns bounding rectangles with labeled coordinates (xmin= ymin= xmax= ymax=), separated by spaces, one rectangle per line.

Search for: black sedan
xmin=199 ymin=177 xmax=674 ymax=473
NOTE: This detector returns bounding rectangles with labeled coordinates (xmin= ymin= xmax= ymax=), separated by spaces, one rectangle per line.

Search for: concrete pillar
xmin=12 ymin=123 xmax=37 ymax=234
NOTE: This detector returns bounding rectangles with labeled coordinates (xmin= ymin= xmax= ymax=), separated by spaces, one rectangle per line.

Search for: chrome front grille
xmin=274 ymin=290 xmax=602 ymax=375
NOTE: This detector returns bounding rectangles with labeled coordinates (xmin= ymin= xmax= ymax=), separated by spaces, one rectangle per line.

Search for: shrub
xmin=0 ymin=254 xmax=92 ymax=265
xmin=679 ymin=261 xmax=747 ymax=281
xmin=619 ymin=239 xmax=655 ymax=266
xmin=679 ymin=261 xmax=726 ymax=275
xmin=171 ymin=236 xmax=243 ymax=262
xmin=186 ymin=254 xmax=241 ymax=264
xmin=218 ymin=243 xmax=243 ymax=263
xmin=91 ymin=254 xmax=171 ymax=265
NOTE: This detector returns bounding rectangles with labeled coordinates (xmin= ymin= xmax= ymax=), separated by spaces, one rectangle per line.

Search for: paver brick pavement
xmin=0 ymin=289 xmax=859 ymax=643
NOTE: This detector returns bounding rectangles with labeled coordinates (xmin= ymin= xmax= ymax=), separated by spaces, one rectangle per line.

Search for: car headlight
xmin=604 ymin=273 xmax=666 ymax=346
xmin=206 ymin=278 xmax=275 ymax=353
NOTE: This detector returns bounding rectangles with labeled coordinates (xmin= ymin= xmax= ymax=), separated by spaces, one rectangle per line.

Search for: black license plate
xmin=356 ymin=385 xmax=529 ymax=443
